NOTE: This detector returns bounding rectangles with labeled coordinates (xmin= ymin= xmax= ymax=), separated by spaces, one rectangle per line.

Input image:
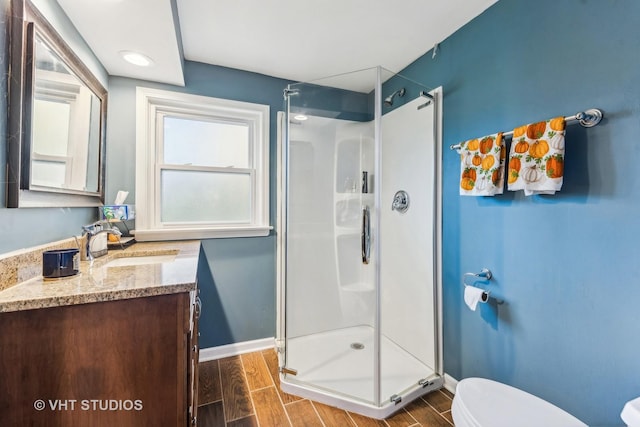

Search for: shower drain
xmin=350 ymin=342 xmax=365 ymax=350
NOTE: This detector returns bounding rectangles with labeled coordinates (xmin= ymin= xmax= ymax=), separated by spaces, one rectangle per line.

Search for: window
xmin=135 ymin=87 xmax=270 ymax=240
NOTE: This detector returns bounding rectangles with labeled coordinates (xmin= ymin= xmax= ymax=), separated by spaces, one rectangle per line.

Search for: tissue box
xmin=101 ymin=205 xmax=135 ymax=221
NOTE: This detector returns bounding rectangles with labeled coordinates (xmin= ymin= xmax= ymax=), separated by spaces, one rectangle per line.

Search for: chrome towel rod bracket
xmin=575 ymin=108 xmax=603 ymax=127
xmin=449 ymin=108 xmax=603 ymax=150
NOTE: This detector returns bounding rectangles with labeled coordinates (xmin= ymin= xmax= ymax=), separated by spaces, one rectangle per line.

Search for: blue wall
xmin=106 ymin=62 xmax=291 ymax=348
xmin=0 ymin=0 xmax=103 ymax=254
xmin=398 ymin=0 xmax=640 ymax=425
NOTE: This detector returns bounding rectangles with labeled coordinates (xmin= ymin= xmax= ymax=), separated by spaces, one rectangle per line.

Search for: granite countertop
xmin=0 ymin=240 xmax=200 ymax=313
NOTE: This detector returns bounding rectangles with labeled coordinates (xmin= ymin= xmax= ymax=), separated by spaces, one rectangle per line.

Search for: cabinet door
xmin=0 ymin=293 xmax=190 ymax=427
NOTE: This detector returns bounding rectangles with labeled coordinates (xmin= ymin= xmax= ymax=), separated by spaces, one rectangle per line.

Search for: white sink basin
xmin=105 ymin=254 xmax=176 ymax=267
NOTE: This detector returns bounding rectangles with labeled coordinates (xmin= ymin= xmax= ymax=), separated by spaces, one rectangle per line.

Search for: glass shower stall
xmin=277 ymin=66 xmax=442 ymax=418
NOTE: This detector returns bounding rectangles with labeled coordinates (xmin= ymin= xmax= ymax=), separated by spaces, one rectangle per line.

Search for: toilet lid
xmin=456 ymin=378 xmax=587 ymax=427
xmin=621 ymin=396 xmax=640 ymax=426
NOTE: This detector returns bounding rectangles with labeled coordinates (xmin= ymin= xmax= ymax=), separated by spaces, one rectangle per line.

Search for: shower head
xmin=384 ymin=88 xmax=406 ymax=107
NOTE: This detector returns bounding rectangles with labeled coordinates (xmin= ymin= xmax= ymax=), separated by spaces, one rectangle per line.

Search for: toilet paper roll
xmin=464 ymin=285 xmax=488 ymax=311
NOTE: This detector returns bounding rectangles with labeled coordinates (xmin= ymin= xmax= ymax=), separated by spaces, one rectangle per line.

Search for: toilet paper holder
xmin=463 ymin=268 xmax=503 ymax=304
xmin=463 ymin=268 xmax=492 ymax=283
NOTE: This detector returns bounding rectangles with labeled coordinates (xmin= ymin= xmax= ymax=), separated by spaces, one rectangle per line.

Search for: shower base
xmin=281 ymin=325 xmax=442 ymax=419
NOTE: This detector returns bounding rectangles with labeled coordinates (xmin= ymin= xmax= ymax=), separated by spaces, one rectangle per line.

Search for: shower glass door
xmin=281 ymin=67 xmax=440 ymax=414
xmin=283 ymin=67 xmax=379 ymax=406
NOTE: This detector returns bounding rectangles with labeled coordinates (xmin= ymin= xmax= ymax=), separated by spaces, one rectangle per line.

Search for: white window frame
xmin=135 ymin=87 xmax=270 ymax=240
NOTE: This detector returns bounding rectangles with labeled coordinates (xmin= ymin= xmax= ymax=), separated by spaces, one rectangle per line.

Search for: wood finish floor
xmin=197 ymin=349 xmax=454 ymax=427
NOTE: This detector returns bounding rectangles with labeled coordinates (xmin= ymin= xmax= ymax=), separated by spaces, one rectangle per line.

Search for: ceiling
xmin=56 ymin=0 xmax=498 ymax=91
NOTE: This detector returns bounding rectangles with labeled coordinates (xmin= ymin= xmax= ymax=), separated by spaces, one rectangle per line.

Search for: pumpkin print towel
xmin=507 ymin=117 xmax=565 ymax=195
xmin=458 ymin=132 xmax=505 ymax=196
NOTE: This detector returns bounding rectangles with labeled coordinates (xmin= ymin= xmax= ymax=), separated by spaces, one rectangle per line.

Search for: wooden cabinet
xmin=188 ymin=290 xmax=200 ymax=425
xmin=0 ymin=292 xmax=198 ymax=426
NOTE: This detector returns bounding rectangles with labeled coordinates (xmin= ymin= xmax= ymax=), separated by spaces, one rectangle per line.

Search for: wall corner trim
xmin=199 ymin=337 xmax=275 ymax=362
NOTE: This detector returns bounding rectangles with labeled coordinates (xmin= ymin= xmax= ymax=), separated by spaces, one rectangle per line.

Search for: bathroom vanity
xmin=0 ymin=241 xmax=200 ymax=427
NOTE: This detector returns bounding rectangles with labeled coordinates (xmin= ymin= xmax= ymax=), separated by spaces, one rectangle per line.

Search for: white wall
xmin=380 ymin=97 xmax=437 ymax=371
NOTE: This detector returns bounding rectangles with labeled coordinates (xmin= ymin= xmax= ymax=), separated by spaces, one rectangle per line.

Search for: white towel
xmin=507 ymin=117 xmax=566 ymax=195
xmin=458 ymin=132 xmax=505 ymax=196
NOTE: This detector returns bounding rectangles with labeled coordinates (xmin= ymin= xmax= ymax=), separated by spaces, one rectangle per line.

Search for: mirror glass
xmin=7 ymin=0 xmax=107 ymax=208
xmin=31 ymin=33 xmax=101 ymax=193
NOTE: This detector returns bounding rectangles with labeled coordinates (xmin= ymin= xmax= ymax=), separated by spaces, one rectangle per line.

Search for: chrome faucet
xmin=81 ymin=221 xmax=122 ymax=261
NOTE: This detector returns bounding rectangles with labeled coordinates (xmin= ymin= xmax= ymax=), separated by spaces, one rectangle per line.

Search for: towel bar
xmin=449 ymin=108 xmax=603 ymax=150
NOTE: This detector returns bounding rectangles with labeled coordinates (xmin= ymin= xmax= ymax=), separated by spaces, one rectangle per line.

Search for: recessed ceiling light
xmin=119 ymin=50 xmax=154 ymax=67
xmin=294 ymin=114 xmax=308 ymax=121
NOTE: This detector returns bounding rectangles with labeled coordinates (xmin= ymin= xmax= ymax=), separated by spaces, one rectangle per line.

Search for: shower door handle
xmin=362 ymin=206 xmax=370 ymax=264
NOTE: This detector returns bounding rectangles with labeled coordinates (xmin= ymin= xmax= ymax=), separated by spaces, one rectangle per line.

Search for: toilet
xmin=451 ymin=377 xmax=587 ymax=427
xmin=621 ymin=396 xmax=640 ymax=426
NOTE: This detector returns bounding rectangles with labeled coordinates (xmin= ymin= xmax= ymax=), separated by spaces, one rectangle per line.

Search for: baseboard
xmin=199 ymin=337 xmax=275 ymax=362
xmin=444 ymin=373 xmax=458 ymax=395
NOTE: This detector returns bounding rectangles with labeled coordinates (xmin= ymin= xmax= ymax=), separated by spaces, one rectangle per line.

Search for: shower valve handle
xmin=392 ymin=190 xmax=410 ymax=213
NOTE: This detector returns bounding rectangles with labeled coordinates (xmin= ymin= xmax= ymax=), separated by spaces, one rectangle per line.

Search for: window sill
xmin=133 ymin=226 xmax=273 ymax=241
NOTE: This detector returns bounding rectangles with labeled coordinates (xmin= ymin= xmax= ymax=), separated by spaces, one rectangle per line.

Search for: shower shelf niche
xmin=334 ymin=130 xmax=374 ymax=293
xmin=335 ymin=194 xmax=374 ymax=229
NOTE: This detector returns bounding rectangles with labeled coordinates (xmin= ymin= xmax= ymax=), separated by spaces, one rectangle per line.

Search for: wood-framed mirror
xmin=7 ymin=0 xmax=107 ymax=208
